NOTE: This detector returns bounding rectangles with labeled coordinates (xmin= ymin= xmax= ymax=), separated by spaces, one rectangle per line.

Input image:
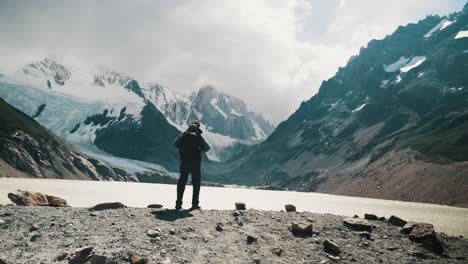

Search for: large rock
xmin=73 ymin=246 xmax=94 ymax=260
xmin=7 ymin=190 xmax=68 ymax=207
xmin=364 ymin=213 xmax=378 ymax=221
xmin=235 ymin=202 xmax=246 ymax=210
xmin=388 ymin=215 xmax=407 ymax=227
xmin=324 ymin=239 xmax=341 ymax=255
xmin=409 ymin=223 xmax=444 ymax=254
xmin=290 ymin=222 xmax=313 ymax=237
xmin=89 ymin=202 xmax=126 ymax=211
xmin=285 ymin=204 xmax=296 ymax=212
xmin=343 ymin=218 xmax=372 ymax=233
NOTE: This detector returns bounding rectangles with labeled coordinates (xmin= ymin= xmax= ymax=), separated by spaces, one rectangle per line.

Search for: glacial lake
xmin=1 ymin=178 xmax=467 ymax=236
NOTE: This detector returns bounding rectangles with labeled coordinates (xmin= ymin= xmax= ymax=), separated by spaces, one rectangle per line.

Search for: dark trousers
xmin=176 ymin=161 xmax=201 ymax=207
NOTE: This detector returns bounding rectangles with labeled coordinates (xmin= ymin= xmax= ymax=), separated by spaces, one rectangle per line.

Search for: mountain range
xmin=206 ymin=5 xmax=468 ymax=207
xmin=0 ymin=58 xmax=274 ymax=172
xmin=1 ymin=5 xmax=467 ymax=207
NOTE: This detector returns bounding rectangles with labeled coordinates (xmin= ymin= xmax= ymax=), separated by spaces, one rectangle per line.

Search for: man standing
xmin=172 ymin=120 xmax=210 ymax=210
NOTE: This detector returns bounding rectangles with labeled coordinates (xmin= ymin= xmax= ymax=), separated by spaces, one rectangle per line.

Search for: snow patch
xmin=210 ymin=98 xmax=227 ymax=119
xmin=380 ymin=80 xmax=389 ymax=87
xmin=400 ymin=56 xmax=426 ymax=73
xmin=424 ymin=19 xmax=454 ymax=38
xmin=455 ymin=30 xmax=468 ymax=39
xmin=251 ymin=120 xmax=266 ymax=140
xmin=384 ymin=57 xmax=410 ymax=72
xmin=395 ymin=75 xmax=402 ymax=83
xmin=352 ymin=103 xmax=367 ymax=113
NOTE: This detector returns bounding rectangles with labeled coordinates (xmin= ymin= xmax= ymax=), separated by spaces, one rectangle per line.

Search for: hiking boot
xmin=189 ymin=205 xmax=201 ymax=211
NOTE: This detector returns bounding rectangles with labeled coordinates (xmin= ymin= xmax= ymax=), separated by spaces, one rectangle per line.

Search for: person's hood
xmin=187 ymin=124 xmax=199 ymax=132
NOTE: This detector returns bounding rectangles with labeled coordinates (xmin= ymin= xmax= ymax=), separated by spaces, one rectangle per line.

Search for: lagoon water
xmin=1 ymin=178 xmax=467 ymax=236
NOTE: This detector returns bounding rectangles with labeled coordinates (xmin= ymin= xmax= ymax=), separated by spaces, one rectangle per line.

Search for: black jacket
xmin=173 ymin=125 xmax=210 ymax=162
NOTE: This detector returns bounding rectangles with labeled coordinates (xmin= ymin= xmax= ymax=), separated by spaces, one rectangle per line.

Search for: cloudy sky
xmin=0 ymin=0 xmax=465 ymax=122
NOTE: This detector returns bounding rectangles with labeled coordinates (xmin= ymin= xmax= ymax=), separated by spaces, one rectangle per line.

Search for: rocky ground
xmin=0 ymin=201 xmax=467 ymax=264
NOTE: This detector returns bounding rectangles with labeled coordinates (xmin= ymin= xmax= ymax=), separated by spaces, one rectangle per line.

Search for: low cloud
xmin=0 ymin=0 xmax=464 ymax=122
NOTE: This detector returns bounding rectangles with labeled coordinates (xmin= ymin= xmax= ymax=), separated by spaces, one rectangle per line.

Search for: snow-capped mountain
xmin=207 ymin=5 xmax=468 ymax=206
xmin=142 ymin=84 xmax=275 ymax=161
xmin=0 ymin=58 xmax=181 ymax=172
xmin=0 ymin=56 xmax=274 ymax=169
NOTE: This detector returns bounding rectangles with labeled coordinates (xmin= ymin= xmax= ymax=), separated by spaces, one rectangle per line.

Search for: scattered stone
xmin=400 ymin=222 xmax=417 ymax=234
xmin=409 ymin=223 xmax=444 ymax=254
xmin=377 ymin=217 xmax=386 ymax=221
xmin=320 ymin=260 xmax=327 ymax=264
xmin=216 ymin=223 xmax=224 ymax=232
xmin=55 ymin=252 xmax=68 ymax=261
xmin=147 ymin=204 xmax=163 ymax=209
xmin=73 ymin=246 xmax=94 ymax=260
xmin=235 ymin=202 xmax=246 ymax=210
xmin=253 ymin=257 xmax=261 ymax=263
xmin=130 ymin=255 xmax=148 ymax=264
xmin=30 ymin=233 xmax=40 ymax=242
xmin=357 ymin=231 xmax=372 ymax=240
xmin=146 ymin=229 xmax=160 ymax=238
xmin=323 ymin=239 xmax=341 ymax=255
xmin=89 ymin=202 xmax=126 ymax=211
xmin=247 ymin=235 xmax=257 ymax=244
xmin=169 ymin=228 xmax=176 ymax=235
xmin=387 ymin=246 xmax=398 ymax=251
xmin=232 ymin=211 xmax=240 ymax=217
xmin=90 ymin=212 xmax=98 ymax=217
xmin=414 ymin=252 xmax=428 ymax=259
xmin=343 ymin=218 xmax=372 ymax=233
xmin=7 ymin=190 xmax=68 ymax=207
xmin=290 ymin=222 xmax=313 ymax=237
xmin=285 ymin=204 xmax=296 ymax=212
xmin=326 ymin=254 xmax=341 ymax=261
xmin=29 ymin=224 xmax=39 ymax=232
xmin=162 ymin=258 xmax=172 ymax=264
xmin=353 ymin=215 xmax=359 ymax=218
xmin=150 ymin=237 xmax=161 ymax=243
xmin=364 ymin=213 xmax=378 ymax=221
xmin=388 ymin=215 xmax=407 ymax=227
xmin=306 ymin=217 xmax=314 ymax=223
xmin=272 ymin=248 xmax=284 ymax=256
xmin=91 ymin=254 xmax=108 ymax=264
xmin=0 ymin=219 xmax=4 ymax=225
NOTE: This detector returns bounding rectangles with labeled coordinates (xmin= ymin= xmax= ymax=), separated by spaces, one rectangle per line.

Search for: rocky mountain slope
xmin=208 ymin=5 xmax=468 ymax=207
xmin=0 ymin=98 xmax=136 ymax=181
xmin=143 ymin=84 xmax=274 ymax=161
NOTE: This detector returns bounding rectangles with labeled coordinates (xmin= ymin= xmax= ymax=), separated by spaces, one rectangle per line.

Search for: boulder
xmin=89 ymin=202 xmax=126 ymax=211
xmin=400 ymin=222 xmax=418 ymax=234
xmin=324 ymin=239 xmax=341 ymax=255
xmin=364 ymin=214 xmax=378 ymax=221
xmin=409 ymin=223 xmax=444 ymax=254
xmin=290 ymin=222 xmax=313 ymax=237
xmin=343 ymin=218 xmax=372 ymax=233
xmin=388 ymin=215 xmax=407 ymax=227
xmin=235 ymin=202 xmax=246 ymax=210
xmin=285 ymin=204 xmax=296 ymax=212
xmin=147 ymin=204 xmax=163 ymax=209
xmin=247 ymin=235 xmax=257 ymax=244
xmin=7 ymin=190 xmax=68 ymax=207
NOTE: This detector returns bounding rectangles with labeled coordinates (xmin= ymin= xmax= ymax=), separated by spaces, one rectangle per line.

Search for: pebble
xmin=29 ymin=224 xmax=39 ymax=232
xmin=247 ymin=235 xmax=257 ymax=244
xmin=169 ymin=228 xmax=176 ymax=235
xmin=0 ymin=219 xmax=4 ymax=224
xmin=146 ymin=229 xmax=161 ymax=238
xmin=232 ymin=211 xmax=240 ymax=217
xmin=30 ymin=233 xmax=41 ymax=242
xmin=272 ymin=248 xmax=284 ymax=256
xmin=253 ymin=257 xmax=261 ymax=263
xmin=90 ymin=254 xmax=107 ymax=264
xmin=216 ymin=223 xmax=224 ymax=232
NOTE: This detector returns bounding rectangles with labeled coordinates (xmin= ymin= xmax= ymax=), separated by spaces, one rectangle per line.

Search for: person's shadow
xmin=151 ymin=209 xmax=194 ymax=222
